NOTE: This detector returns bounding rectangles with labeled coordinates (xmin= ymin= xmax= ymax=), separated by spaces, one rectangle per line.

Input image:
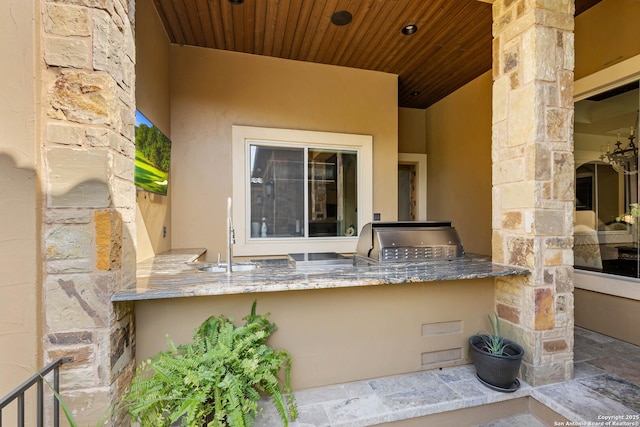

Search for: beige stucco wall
xmin=575 ymin=0 xmax=640 ymax=80
xmin=135 ymin=278 xmax=495 ymax=390
xmin=398 ymin=107 xmax=426 ymax=154
xmin=135 ymin=0 xmax=172 ymax=261
xmin=169 ymin=47 xmax=398 ymax=259
xmin=0 ymin=0 xmax=39 ymax=395
xmin=575 ymin=289 xmax=639 ymax=346
xmin=425 ymin=71 xmax=493 ymax=256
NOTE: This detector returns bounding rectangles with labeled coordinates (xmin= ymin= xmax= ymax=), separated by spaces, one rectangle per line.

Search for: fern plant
xmin=123 ymin=302 xmax=297 ymax=426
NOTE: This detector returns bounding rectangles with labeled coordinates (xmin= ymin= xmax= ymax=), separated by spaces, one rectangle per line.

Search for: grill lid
xmin=355 ymin=221 xmax=464 ymax=262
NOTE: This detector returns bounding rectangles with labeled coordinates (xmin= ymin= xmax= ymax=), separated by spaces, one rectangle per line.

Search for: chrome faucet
xmin=226 ymin=197 xmax=235 ymax=274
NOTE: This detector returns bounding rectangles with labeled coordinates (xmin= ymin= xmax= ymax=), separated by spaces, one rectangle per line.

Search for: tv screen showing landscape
xmin=135 ymin=110 xmax=171 ymax=195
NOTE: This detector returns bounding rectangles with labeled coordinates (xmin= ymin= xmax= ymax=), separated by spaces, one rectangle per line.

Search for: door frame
xmin=398 ymin=153 xmax=427 ymax=221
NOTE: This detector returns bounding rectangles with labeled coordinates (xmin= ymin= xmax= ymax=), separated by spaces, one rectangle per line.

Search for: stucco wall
xmin=169 ymin=47 xmax=398 ymax=258
xmin=0 ymin=0 xmax=39 ymax=396
xmin=575 ymin=0 xmax=640 ymax=80
xmin=575 ymin=289 xmax=639 ymax=346
xmin=135 ymin=0 xmax=172 ymax=261
xmin=425 ymin=71 xmax=493 ymax=256
xmin=398 ymin=107 xmax=426 ymax=154
xmin=135 ymin=278 xmax=495 ymax=390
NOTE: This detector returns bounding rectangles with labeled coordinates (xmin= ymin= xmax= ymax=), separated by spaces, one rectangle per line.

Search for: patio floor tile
xmin=256 ymin=327 xmax=640 ymax=426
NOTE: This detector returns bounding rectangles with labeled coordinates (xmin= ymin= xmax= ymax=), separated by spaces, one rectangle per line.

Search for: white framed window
xmin=232 ymin=125 xmax=373 ymax=256
xmin=574 ymin=54 xmax=640 ymax=297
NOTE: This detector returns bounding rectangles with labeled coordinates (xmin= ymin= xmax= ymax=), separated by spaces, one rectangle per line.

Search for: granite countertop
xmin=112 ymin=248 xmax=529 ymax=302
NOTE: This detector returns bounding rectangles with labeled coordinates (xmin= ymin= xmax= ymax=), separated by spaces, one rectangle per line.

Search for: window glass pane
xmin=574 ymin=81 xmax=640 ymax=278
xmin=308 ymin=149 xmax=358 ymax=237
xmin=234 ymin=126 xmax=371 ymax=255
xmin=250 ymin=145 xmax=304 ymax=238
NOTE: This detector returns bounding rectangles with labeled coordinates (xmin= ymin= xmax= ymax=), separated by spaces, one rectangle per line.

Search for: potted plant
xmin=123 ymin=301 xmax=297 ymax=426
xmin=469 ymin=313 xmax=524 ymax=392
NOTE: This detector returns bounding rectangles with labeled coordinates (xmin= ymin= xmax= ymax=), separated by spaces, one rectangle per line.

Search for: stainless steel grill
xmin=355 ymin=221 xmax=465 ymax=263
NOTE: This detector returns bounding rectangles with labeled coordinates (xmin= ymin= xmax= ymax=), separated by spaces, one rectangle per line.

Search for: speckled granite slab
xmin=113 ymin=249 xmax=528 ymax=302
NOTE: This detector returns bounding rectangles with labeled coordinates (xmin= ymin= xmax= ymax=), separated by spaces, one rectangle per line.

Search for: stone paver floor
xmin=256 ymin=326 xmax=640 ymax=426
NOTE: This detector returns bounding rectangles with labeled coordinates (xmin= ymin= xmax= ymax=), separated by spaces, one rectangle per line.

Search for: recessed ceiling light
xmin=402 ymin=24 xmax=418 ymax=35
xmin=331 ymin=10 xmax=353 ymax=26
xmin=411 ymin=91 xmax=421 ymax=97
xmin=228 ymin=0 xmax=244 ymax=4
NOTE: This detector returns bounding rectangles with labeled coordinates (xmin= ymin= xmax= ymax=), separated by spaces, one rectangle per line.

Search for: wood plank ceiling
xmin=152 ymin=0 xmax=601 ymax=109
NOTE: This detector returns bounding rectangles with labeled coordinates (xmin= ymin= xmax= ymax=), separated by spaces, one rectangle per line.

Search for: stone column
xmin=41 ymin=0 xmax=137 ymax=424
xmin=491 ymin=0 xmax=575 ymax=386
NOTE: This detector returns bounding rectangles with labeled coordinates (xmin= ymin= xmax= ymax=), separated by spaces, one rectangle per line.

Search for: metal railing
xmin=0 ymin=357 xmax=73 ymax=427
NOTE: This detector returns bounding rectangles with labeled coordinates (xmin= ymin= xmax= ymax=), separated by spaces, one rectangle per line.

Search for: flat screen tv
xmin=134 ymin=110 xmax=171 ymax=195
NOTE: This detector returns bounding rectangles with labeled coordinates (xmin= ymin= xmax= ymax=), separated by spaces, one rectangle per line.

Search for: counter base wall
xmin=135 ymin=278 xmax=495 ymax=390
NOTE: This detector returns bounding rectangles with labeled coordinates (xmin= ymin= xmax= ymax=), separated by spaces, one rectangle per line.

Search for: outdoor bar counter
xmin=115 ymin=249 xmax=529 ymax=390
xmin=112 ymin=248 xmax=527 ymax=301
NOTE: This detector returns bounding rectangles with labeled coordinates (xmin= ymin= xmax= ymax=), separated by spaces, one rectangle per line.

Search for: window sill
xmin=574 ymin=269 xmax=640 ymax=301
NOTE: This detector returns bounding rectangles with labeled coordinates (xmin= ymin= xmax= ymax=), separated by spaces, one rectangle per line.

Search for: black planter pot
xmin=469 ymin=335 xmax=524 ymax=391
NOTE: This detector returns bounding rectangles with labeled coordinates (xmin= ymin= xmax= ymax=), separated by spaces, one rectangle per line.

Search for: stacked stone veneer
xmin=41 ymin=0 xmax=136 ymax=424
xmin=491 ymin=0 xmax=575 ymax=386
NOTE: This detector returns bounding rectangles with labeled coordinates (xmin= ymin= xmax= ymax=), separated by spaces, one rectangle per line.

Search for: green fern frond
xmin=123 ymin=300 xmax=297 ymax=427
